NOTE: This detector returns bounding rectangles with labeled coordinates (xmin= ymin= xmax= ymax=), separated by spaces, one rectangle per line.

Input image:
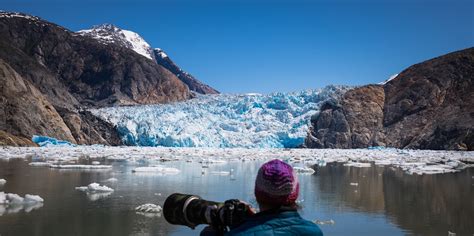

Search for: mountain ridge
xmin=0 ymin=11 xmax=193 ymax=145
xmin=77 ymin=23 xmax=219 ymax=94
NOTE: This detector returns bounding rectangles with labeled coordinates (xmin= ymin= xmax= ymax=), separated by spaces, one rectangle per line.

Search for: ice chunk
xmin=29 ymin=162 xmax=53 ymax=167
xmin=24 ymin=194 xmax=44 ymax=203
xmin=293 ymin=167 xmax=315 ymax=174
xmin=135 ymin=203 xmax=162 ymax=213
xmin=0 ymin=179 xmax=6 ymax=185
xmin=91 ymin=161 xmax=101 ymax=165
xmin=132 ymin=165 xmax=180 ymax=174
xmin=87 ymin=192 xmax=113 ymax=201
xmin=32 ymin=135 xmax=76 ymax=147
xmin=314 ymin=219 xmax=335 ymax=225
xmin=50 ymin=164 xmax=112 ymax=169
xmin=209 ymin=171 xmax=231 ymax=175
xmin=76 ymin=183 xmax=114 ymax=193
xmin=344 ymin=162 xmax=371 ymax=168
xmin=350 ymin=182 xmax=359 ymax=186
xmin=6 ymin=193 xmax=24 ymax=204
xmin=0 ymin=192 xmax=7 ymax=204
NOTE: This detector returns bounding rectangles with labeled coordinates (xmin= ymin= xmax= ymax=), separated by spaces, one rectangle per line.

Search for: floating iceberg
xmin=0 ymin=179 xmax=6 ymax=186
xmin=0 ymin=192 xmax=44 ymax=205
xmin=32 ymin=135 xmax=76 ymax=147
xmin=0 ymin=192 xmax=44 ymax=216
xmin=135 ymin=203 xmax=162 ymax=217
xmin=91 ymin=85 xmax=349 ymax=148
xmin=135 ymin=203 xmax=162 ymax=213
xmin=75 ymin=183 xmax=114 ymax=193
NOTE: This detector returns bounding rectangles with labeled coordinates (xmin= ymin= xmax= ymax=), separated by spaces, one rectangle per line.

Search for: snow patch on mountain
xmin=90 ymin=85 xmax=350 ymax=148
xmin=154 ymin=48 xmax=168 ymax=58
xmin=379 ymin=73 xmax=399 ymax=85
xmin=77 ymin=24 xmax=153 ymax=59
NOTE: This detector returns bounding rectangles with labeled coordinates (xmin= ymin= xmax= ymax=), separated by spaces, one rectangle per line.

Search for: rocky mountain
xmin=305 ymin=47 xmax=474 ymax=150
xmin=153 ymin=48 xmax=219 ymax=94
xmin=0 ymin=11 xmax=192 ymax=145
xmin=78 ymin=24 xmax=219 ymax=94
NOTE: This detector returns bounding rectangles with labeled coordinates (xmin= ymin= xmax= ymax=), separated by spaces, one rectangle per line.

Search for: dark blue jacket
xmin=225 ymin=209 xmax=323 ymax=236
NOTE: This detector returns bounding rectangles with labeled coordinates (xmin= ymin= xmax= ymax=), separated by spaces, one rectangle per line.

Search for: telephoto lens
xmin=163 ymin=193 xmax=224 ymax=229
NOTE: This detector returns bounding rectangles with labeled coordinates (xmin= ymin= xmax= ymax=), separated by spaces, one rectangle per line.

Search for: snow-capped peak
xmin=77 ymin=24 xmax=154 ymax=60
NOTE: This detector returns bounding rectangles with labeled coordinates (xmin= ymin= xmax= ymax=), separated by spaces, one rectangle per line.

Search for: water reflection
xmin=0 ymin=159 xmax=473 ymax=235
xmin=317 ymin=164 xmax=474 ymax=235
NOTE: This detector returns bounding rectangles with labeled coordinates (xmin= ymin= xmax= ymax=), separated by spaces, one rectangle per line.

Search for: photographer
xmin=202 ymin=159 xmax=323 ymax=236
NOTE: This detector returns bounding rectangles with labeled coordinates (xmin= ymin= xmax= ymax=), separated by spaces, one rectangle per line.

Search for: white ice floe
xmin=132 ymin=165 xmax=180 ymax=174
xmin=91 ymin=161 xmax=101 ymax=165
xmin=0 ymin=179 xmax=6 ymax=186
xmin=293 ymin=167 xmax=316 ymax=174
xmin=350 ymin=182 xmax=359 ymax=186
xmin=75 ymin=183 xmax=114 ymax=193
xmin=343 ymin=162 xmax=372 ymax=168
xmin=209 ymin=171 xmax=231 ymax=175
xmin=50 ymin=164 xmax=112 ymax=169
xmin=1 ymin=146 xmax=473 ymax=175
xmin=29 ymin=162 xmax=54 ymax=167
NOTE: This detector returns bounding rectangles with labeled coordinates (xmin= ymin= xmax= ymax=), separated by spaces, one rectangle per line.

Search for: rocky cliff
xmin=306 ymin=47 xmax=474 ymax=150
xmin=0 ymin=12 xmax=193 ymax=145
xmin=153 ymin=48 xmax=219 ymax=94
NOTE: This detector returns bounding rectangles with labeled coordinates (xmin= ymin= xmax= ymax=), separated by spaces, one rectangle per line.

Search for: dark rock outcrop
xmin=0 ymin=12 xmax=193 ymax=145
xmin=306 ymin=47 xmax=474 ymax=150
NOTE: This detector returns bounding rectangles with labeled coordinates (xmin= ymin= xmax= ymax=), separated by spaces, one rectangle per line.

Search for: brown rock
xmin=306 ymin=47 xmax=474 ymax=150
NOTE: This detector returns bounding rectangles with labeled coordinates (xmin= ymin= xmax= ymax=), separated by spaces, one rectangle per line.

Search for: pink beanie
xmin=254 ymin=159 xmax=299 ymax=206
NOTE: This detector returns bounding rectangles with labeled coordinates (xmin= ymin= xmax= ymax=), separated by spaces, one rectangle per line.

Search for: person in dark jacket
xmin=202 ymin=159 xmax=323 ymax=236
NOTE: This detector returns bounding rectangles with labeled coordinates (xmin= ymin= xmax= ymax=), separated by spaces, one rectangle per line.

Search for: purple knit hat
xmin=254 ymin=159 xmax=299 ymax=206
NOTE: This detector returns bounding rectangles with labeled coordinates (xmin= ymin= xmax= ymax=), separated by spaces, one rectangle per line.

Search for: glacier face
xmin=91 ymin=85 xmax=350 ymax=148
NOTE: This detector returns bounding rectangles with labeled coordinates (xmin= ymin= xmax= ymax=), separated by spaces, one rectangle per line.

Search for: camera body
xmin=163 ymin=193 xmax=252 ymax=233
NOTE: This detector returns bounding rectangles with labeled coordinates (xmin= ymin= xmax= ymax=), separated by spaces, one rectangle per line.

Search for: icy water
xmin=0 ymin=158 xmax=473 ymax=236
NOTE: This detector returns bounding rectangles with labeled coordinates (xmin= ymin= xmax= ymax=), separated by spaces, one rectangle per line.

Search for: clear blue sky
xmin=2 ymin=0 xmax=473 ymax=93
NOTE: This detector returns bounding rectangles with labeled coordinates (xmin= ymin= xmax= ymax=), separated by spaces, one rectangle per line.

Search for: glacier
xmin=90 ymin=85 xmax=349 ymax=148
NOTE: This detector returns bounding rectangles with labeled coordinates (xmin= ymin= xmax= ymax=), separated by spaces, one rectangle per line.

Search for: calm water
xmin=0 ymin=158 xmax=473 ymax=236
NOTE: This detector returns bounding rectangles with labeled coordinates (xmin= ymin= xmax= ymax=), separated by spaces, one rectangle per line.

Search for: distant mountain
xmin=78 ymin=24 xmax=218 ymax=94
xmin=305 ymin=47 xmax=474 ymax=150
xmin=0 ymin=11 xmax=192 ymax=145
xmin=153 ymin=48 xmax=219 ymax=94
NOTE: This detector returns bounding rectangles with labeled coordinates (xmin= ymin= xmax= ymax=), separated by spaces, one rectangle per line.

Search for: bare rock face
xmin=0 ymin=12 xmax=193 ymax=145
xmin=383 ymin=47 xmax=474 ymax=150
xmin=305 ymin=85 xmax=385 ymax=148
xmin=306 ymin=47 xmax=474 ymax=150
xmin=0 ymin=59 xmax=76 ymax=144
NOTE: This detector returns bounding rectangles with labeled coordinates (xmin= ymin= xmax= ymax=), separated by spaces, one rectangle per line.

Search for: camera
xmin=163 ymin=193 xmax=252 ymax=233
